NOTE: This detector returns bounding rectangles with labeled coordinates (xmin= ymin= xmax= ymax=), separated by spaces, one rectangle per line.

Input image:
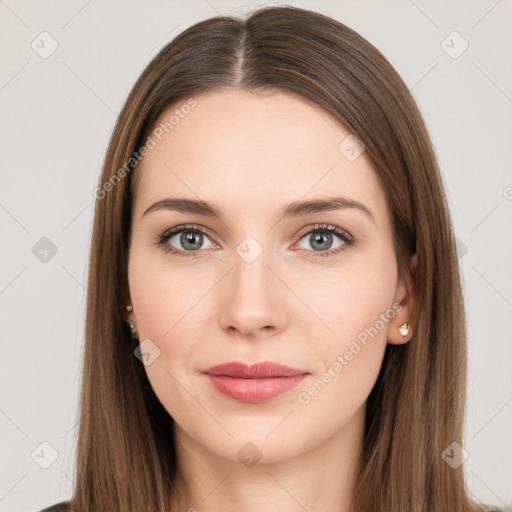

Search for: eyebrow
xmin=141 ymin=196 xmax=376 ymax=224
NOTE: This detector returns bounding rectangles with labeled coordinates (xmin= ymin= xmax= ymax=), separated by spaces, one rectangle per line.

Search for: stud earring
xmin=126 ymin=304 xmax=133 ymax=311
xmin=398 ymin=322 xmax=410 ymax=336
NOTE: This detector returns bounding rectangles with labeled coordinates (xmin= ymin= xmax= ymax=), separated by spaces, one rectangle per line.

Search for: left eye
xmin=294 ymin=225 xmax=353 ymax=257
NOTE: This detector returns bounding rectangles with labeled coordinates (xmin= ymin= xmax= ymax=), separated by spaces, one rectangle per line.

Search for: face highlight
xmin=126 ymin=89 xmax=414 ymax=465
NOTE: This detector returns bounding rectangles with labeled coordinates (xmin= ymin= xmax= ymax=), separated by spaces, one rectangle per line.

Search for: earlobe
xmin=126 ymin=303 xmax=139 ymax=339
xmin=388 ymin=252 xmax=418 ymax=345
xmin=126 ymin=303 xmax=135 ymax=325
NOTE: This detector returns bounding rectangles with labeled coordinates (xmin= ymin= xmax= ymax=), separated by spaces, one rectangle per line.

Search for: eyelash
xmin=154 ymin=223 xmax=355 ymax=258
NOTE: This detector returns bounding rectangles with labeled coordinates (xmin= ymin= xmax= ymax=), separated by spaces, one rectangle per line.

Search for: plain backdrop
xmin=1 ymin=1 xmax=511 ymax=511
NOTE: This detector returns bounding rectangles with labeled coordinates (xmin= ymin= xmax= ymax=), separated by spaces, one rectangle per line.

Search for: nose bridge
xmin=232 ymin=235 xmax=276 ymax=303
xmin=234 ymin=241 xmax=271 ymax=292
xmin=218 ymin=233 xmax=285 ymax=335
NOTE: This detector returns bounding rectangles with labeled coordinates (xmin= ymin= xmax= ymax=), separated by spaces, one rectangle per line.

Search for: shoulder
xmin=37 ymin=501 xmax=69 ymax=512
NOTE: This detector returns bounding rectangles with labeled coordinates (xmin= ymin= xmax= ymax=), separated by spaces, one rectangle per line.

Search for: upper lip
xmin=203 ymin=361 xmax=309 ymax=378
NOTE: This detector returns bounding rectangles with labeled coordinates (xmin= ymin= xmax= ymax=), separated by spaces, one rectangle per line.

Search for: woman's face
xmin=127 ymin=89 xmax=414 ymax=464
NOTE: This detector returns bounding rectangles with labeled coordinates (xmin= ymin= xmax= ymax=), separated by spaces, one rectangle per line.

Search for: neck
xmin=169 ymin=404 xmax=365 ymax=512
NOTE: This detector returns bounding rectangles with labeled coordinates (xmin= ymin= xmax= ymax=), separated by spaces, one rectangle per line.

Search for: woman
xmin=39 ymin=5 xmax=501 ymax=512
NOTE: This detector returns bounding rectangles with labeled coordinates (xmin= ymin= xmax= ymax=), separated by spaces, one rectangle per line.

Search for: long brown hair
xmin=70 ymin=6 xmax=494 ymax=512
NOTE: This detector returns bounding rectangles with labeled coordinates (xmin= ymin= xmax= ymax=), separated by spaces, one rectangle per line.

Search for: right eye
xmin=156 ymin=224 xmax=216 ymax=257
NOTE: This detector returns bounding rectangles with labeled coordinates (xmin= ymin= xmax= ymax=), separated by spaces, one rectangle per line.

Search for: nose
xmin=218 ymin=248 xmax=287 ymax=339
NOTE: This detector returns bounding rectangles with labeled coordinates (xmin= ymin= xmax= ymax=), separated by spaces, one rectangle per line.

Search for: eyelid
xmin=293 ymin=223 xmax=354 ymax=244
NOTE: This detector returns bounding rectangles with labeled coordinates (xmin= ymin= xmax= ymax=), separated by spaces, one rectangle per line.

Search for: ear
xmin=387 ymin=252 xmax=418 ymax=345
xmin=122 ymin=285 xmax=136 ymax=323
xmin=122 ymin=288 xmax=139 ymax=339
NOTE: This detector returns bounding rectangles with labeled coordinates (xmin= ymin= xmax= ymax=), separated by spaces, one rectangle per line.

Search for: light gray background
xmin=1 ymin=1 xmax=511 ymax=511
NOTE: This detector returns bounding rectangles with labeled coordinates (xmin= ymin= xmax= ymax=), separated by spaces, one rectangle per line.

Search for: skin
xmin=126 ymin=89 xmax=417 ymax=512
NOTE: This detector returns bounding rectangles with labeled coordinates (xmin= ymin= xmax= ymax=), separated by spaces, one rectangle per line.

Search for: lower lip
xmin=204 ymin=374 xmax=308 ymax=403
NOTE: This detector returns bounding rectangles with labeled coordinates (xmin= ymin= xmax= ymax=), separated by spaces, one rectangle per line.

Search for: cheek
xmin=128 ymin=241 xmax=200 ymax=339
xmin=127 ymin=246 xmax=217 ymax=381
xmin=302 ymin=254 xmax=398 ymax=347
xmin=293 ymin=265 xmax=395 ymax=429
xmin=297 ymin=253 xmax=397 ymax=401
xmin=127 ymin=250 xmax=199 ymax=416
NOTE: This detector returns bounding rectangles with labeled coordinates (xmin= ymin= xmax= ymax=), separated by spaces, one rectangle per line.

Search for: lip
xmin=202 ymin=362 xmax=309 ymax=403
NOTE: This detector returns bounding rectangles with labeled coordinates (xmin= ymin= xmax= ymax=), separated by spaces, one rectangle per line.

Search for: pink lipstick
xmin=202 ymin=361 xmax=309 ymax=403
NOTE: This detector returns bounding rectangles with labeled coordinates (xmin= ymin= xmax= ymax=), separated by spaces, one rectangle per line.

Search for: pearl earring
xmin=398 ymin=322 xmax=409 ymax=336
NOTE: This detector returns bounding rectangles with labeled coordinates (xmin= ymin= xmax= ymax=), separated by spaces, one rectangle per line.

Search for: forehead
xmin=132 ymin=89 xmax=387 ymax=223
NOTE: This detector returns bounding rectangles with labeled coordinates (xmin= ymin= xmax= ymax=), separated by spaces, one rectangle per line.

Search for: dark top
xmin=37 ymin=499 xmax=504 ymax=512
xmin=37 ymin=502 xmax=69 ymax=512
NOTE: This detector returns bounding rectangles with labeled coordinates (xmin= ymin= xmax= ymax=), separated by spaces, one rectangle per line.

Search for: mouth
xmin=202 ymin=361 xmax=309 ymax=403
